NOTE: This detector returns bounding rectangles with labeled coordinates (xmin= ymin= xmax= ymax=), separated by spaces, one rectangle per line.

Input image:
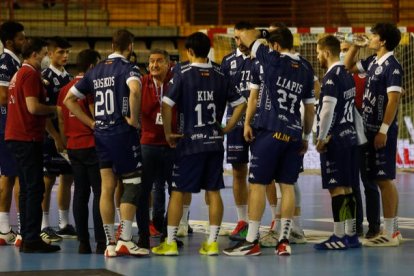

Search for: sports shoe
xmin=199 ymin=241 xmax=219 ymax=256
xmin=22 ymin=239 xmax=60 ymax=253
xmin=105 ymin=243 xmax=117 ymax=257
xmin=176 ymin=224 xmax=188 ymax=237
xmin=0 ymin=229 xmax=17 ymax=245
xmin=56 ymin=224 xmax=77 ymax=239
xmin=395 ymin=230 xmax=403 ymax=243
xmin=275 ymin=239 xmax=291 ymax=256
xmin=152 ymin=241 xmax=179 ymax=256
xmin=259 ymin=230 xmax=278 ymax=247
xmin=223 ymin=240 xmax=261 ymax=256
xmin=289 ymin=229 xmax=307 ymax=244
xmin=314 ymin=234 xmax=349 ymax=250
xmin=115 ymin=239 xmax=150 ymax=256
xmin=365 ymin=226 xmax=380 ymax=239
xmin=363 ymin=233 xmax=399 ymax=247
xmin=40 ymin=227 xmax=62 ymax=243
xmin=150 ymin=221 xmax=161 ymax=237
xmin=229 ymin=221 xmax=248 ymax=241
xmin=14 ymin=233 xmax=22 ymax=247
xmin=345 ymin=234 xmax=361 ymax=248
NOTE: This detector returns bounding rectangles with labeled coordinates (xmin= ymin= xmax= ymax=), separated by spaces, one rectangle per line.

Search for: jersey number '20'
xmin=95 ymin=89 xmax=115 ymax=116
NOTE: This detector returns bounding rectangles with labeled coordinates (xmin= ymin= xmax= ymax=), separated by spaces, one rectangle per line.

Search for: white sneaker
xmin=105 ymin=243 xmax=117 ymax=257
xmin=289 ymin=230 xmax=307 ymax=244
xmin=0 ymin=229 xmax=16 ymax=245
xmin=363 ymin=233 xmax=399 ymax=247
xmin=14 ymin=233 xmax=22 ymax=247
xmin=395 ymin=231 xmax=403 ymax=243
xmin=115 ymin=239 xmax=150 ymax=256
xmin=177 ymin=224 xmax=188 ymax=237
xmin=259 ymin=230 xmax=278 ymax=247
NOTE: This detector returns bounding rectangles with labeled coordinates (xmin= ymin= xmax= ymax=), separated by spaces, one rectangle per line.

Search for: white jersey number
xmin=95 ymin=89 xmax=115 ymax=116
xmin=277 ymin=89 xmax=297 ymax=114
xmin=194 ymin=103 xmax=216 ymax=127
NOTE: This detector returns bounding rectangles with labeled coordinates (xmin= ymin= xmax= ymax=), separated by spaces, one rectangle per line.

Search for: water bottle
xmin=334 ymin=32 xmax=369 ymax=47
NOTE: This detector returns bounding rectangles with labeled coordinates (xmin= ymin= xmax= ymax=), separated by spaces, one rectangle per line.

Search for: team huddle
xmin=0 ymin=19 xmax=403 ymax=257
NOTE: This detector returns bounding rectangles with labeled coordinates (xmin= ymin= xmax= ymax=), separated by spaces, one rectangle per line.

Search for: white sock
xmin=17 ymin=212 xmax=21 ymax=233
xmin=292 ymin=216 xmax=302 ymax=232
xmin=333 ymin=221 xmax=345 ymax=238
xmin=236 ymin=205 xmax=248 ymax=222
xmin=119 ymin=220 xmax=133 ymax=241
xmin=207 ymin=225 xmax=220 ymax=243
xmin=59 ymin=209 xmax=69 ymax=229
xmin=0 ymin=212 xmax=10 ymax=233
xmin=116 ymin=208 xmax=121 ymax=223
xmin=180 ymin=205 xmax=190 ymax=225
xmin=279 ymin=218 xmax=292 ymax=241
xmin=384 ymin=218 xmax=396 ymax=237
xmin=149 ymin=207 xmax=153 ymax=221
xmin=167 ymin=225 xmax=178 ymax=244
xmin=41 ymin=212 xmax=49 ymax=230
xmin=275 ymin=218 xmax=281 ymax=232
xmin=270 ymin=205 xmax=277 ymax=220
xmin=103 ymin=224 xmax=115 ymax=245
xmin=345 ymin=218 xmax=356 ymax=236
xmin=246 ymin=220 xmax=260 ymax=242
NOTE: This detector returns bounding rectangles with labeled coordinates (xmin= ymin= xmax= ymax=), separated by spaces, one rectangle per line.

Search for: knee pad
xmin=294 ymin=183 xmax=301 ymax=208
xmin=121 ymin=172 xmax=142 ymax=205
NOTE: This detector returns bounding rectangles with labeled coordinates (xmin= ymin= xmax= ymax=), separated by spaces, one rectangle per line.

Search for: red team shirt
xmin=353 ymin=73 xmax=366 ymax=111
xmin=5 ymin=64 xmax=47 ymax=142
xmin=57 ymin=76 xmax=95 ymax=149
xmin=140 ymin=73 xmax=176 ymax=145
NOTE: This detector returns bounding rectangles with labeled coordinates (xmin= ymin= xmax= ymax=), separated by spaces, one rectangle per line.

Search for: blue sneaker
xmin=314 ymin=234 xmax=349 ymax=250
xmin=345 ymin=234 xmax=361 ymax=248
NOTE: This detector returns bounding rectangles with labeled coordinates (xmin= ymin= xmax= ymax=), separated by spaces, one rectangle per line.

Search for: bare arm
xmin=63 ymin=92 xmax=95 ymax=129
xmin=313 ymin=79 xmax=321 ymax=100
xmin=343 ymin=45 xmax=361 ymax=74
xmin=25 ymin=97 xmax=56 ymax=115
xmin=243 ymin=88 xmax=259 ymax=142
xmin=223 ymin=101 xmax=247 ymax=134
xmin=0 ymin=86 xmax=8 ymax=106
xmin=56 ymin=106 xmax=67 ymax=148
xmin=125 ymin=79 xmax=141 ymax=129
xmin=161 ymin=102 xmax=182 ymax=148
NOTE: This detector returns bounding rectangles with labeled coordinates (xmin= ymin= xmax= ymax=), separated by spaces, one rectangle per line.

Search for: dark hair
xmin=21 ymin=37 xmax=48 ymax=59
xmin=149 ymin=48 xmax=170 ymax=61
xmin=269 ymin=22 xmax=287 ymax=29
xmin=46 ymin=36 xmax=72 ymax=49
xmin=317 ymin=35 xmax=340 ymax=56
xmin=0 ymin=20 xmax=24 ymax=45
xmin=185 ymin=32 xmax=210 ymax=58
xmin=268 ymin=27 xmax=293 ymax=50
xmin=370 ymin=23 xmax=401 ymax=51
xmin=112 ymin=29 xmax=134 ymax=52
xmin=77 ymin=49 xmax=101 ymax=73
xmin=234 ymin=21 xmax=254 ymax=31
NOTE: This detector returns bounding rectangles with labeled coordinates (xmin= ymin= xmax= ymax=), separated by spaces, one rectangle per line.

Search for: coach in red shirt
xmin=5 ymin=38 xmax=59 ymax=253
xmin=56 ymin=49 xmax=105 ymax=254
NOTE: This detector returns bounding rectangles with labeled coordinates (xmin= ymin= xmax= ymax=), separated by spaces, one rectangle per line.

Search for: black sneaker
xmin=365 ymin=226 xmax=380 ymax=239
xmin=40 ymin=227 xmax=62 ymax=242
xmin=22 ymin=240 xmax=60 ymax=253
xmin=223 ymin=240 xmax=261 ymax=256
xmin=78 ymin=241 xmax=92 ymax=254
xmin=96 ymin=242 xmax=106 ymax=254
xmin=56 ymin=224 xmax=77 ymax=239
xmin=137 ymin=234 xmax=150 ymax=249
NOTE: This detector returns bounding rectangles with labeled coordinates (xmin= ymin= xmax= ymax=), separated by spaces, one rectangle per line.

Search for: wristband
xmin=379 ymin=123 xmax=389 ymax=134
xmin=258 ymin=29 xmax=270 ymax=39
xmin=302 ymin=133 xmax=311 ymax=141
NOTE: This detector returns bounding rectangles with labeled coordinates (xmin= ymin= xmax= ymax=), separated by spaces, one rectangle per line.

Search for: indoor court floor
xmin=0 ymin=173 xmax=413 ymax=276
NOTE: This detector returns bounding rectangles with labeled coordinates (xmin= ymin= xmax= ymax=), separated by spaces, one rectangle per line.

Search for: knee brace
xmin=294 ymin=184 xmax=301 ymax=208
xmin=120 ymin=171 xmax=142 ymax=205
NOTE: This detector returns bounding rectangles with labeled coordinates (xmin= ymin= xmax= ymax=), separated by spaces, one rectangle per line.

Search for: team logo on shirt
xmin=230 ymin=60 xmax=237 ymax=69
xmin=375 ymin=66 xmax=383 ymax=75
xmin=325 ymin=79 xmax=334 ymax=85
xmin=0 ymin=64 xmax=7 ymax=70
xmin=392 ymin=69 xmax=401 ymax=75
xmin=53 ymin=77 xmax=60 ymax=86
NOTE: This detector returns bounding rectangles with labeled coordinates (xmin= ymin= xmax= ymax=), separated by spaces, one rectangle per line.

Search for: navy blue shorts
xmin=0 ymin=135 xmax=18 ymax=176
xmin=248 ymin=130 xmax=303 ymax=185
xmin=226 ymin=125 xmax=249 ymax=164
xmin=43 ymin=137 xmax=72 ymax=175
xmin=172 ymin=151 xmax=225 ymax=193
xmin=320 ymin=140 xmax=359 ymax=189
xmin=95 ymin=130 xmax=142 ymax=175
xmin=364 ymin=131 xmax=397 ymax=180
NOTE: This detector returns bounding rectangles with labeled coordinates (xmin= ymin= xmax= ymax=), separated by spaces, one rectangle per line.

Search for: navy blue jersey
xmin=42 ymin=65 xmax=72 ymax=105
xmin=249 ymin=58 xmax=269 ymax=129
xmin=357 ymin=53 xmax=403 ymax=133
xmin=163 ymin=62 xmax=245 ymax=156
xmin=317 ymin=63 xmax=357 ymax=146
xmin=0 ymin=49 xmax=21 ymax=135
xmin=72 ymin=53 xmax=142 ymax=136
xmin=221 ymin=49 xmax=253 ymax=119
xmin=252 ymin=43 xmax=315 ymax=139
